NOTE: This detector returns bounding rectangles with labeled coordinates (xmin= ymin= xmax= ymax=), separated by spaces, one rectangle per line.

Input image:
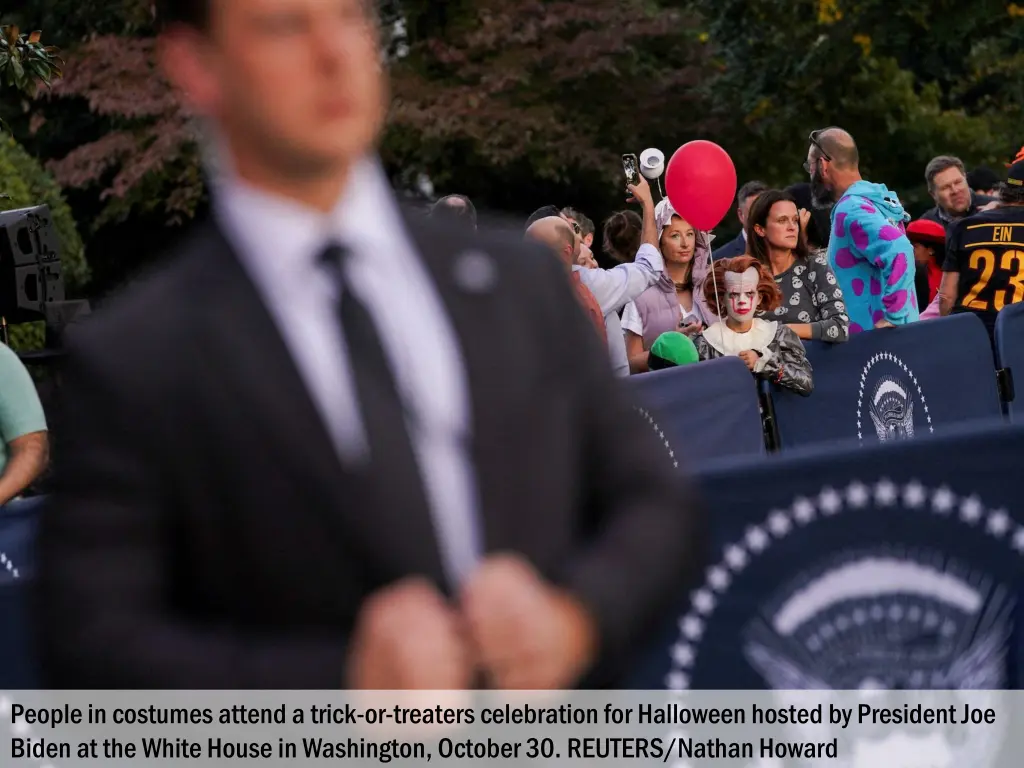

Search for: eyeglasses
xmin=803 ymin=130 xmax=833 ymax=173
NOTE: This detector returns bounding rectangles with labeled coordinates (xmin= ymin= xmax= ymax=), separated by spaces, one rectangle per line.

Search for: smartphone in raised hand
xmin=622 ymin=154 xmax=640 ymax=187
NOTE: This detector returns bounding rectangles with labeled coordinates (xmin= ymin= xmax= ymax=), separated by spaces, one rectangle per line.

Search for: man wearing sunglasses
xmin=806 ymin=127 xmax=919 ymax=334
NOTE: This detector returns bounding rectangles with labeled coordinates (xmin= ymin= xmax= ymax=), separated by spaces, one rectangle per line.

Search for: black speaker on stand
xmin=0 ymin=204 xmax=90 ymax=354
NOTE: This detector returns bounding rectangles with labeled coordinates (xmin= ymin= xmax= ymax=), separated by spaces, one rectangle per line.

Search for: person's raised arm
xmin=627 ymin=175 xmax=659 ymax=250
xmin=579 ymin=176 xmax=665 ymax=315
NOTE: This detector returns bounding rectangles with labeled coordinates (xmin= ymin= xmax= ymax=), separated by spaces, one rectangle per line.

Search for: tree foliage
xmin=0 ymin=25 xmax=62 ymax=94
xmin=691 ymin=0 xmax=1022 ymax=215
xmin=41 ymin=35 xmax=202 ymax=227
xmin=385 ymin=0 xmax=713 ymax=214
xmin=2 ymin=0 xmax=1021 ymax=295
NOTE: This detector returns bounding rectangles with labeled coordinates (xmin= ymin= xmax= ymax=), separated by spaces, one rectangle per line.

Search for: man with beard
xmin=805 ymin=127 xmax=919 ymax=334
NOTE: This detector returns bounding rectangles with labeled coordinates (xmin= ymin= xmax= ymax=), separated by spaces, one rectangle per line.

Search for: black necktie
xmin=319 ymin=243 xmax=432 ymax=524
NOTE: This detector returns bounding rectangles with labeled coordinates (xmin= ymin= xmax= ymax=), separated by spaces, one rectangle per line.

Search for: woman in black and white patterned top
xmin=745 ymin=189 xmax=849 ymax=343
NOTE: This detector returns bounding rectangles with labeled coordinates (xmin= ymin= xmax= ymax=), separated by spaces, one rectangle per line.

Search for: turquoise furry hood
xmin=838 ymin=180 xmax=910 ymax=225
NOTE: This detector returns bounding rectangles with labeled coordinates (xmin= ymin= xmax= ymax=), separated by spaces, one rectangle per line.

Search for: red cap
xmin=905 ymin=218 xmax=947 ymax=245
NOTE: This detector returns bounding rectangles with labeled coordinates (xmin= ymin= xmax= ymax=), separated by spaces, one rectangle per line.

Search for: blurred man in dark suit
xmin=712 ymin=181 xmax=767 ymax=260
xmin=36 ymin=0 xmax=702 ymax=690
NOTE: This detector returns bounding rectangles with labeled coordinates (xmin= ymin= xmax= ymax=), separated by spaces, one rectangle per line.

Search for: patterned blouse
xmin=762 ymin=249 xmax=850 ymax=343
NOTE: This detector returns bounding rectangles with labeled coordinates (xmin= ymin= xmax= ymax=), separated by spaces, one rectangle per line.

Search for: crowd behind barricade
xmin=1 ymin=131 xmax=1022 ymax=519
xmin=426 ymin=131 xmax=1024 ymax=401
xmin=0 ymin=0 xmax=1022 ymax=696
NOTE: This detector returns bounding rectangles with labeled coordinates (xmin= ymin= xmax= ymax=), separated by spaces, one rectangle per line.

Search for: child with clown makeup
xmin=694 ymin=256 xmax=814 ymax=396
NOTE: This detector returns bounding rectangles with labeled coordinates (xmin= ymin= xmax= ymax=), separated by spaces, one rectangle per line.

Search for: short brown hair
xmin=601 ymin=210 xmax=641 ymax=263
xmin=561 ymin=207 xmax=594 ymax=238
xmin=704 ymin=255 xmax=782 ymax=317
xmin=925 ymin=155 xmax=966 ymax=192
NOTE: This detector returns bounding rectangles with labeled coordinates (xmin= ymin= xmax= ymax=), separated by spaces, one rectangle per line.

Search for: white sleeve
xmin=576 ymin=243 xmax=664 ymax=315
xmin=621 ymin=301 xmax=643 ymax=336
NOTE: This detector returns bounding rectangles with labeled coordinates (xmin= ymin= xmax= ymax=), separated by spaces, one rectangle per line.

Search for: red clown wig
xmin=703 ymin=255 xmax=782 ymax=319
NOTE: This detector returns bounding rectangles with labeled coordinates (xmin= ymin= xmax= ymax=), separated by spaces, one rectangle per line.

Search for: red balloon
xmin=664 ymin=141 xmax=737 ymax=231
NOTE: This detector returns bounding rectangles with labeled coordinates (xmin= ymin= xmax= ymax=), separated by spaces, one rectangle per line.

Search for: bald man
xmin=429 ymin=194 xmax=477 ymax=231
xmin=529 ymin=181 xmax=664 ymax=377
xmin=527 ymin=217 xmax=607 ymax=341
xmin=806 ymin=127 xmax=918 ymax=334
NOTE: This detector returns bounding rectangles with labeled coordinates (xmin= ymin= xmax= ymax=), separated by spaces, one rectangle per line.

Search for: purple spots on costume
xmin=860 ymin=201 xmax=877 ymax=213
xmin=870 ymin=277 xmax=882 ymax=296
xmin=834 ymin=212 xmax=847 ymax=238
xmin=888 ymin=252 xmax=908 ymax=285
xmin=898 ymin=221 xmax=907 ymax=234
xmin=910 ymin=290 xmax=918 ymax=309
xmin=851 ymin=278 xmax=865 ymax=296
xmin=872 ymin=309 xmax=885 ymax=324
xmin=835 ymin=247 xmax=857 ymax=269
xmin=850 ymin=322 xmax=865 ymax=334
xmin=883 ymin=289 xmax=908 ymax=313
xmin=879 ymin=225 xmax=903 ymax=241
xmin=850 ymin=220 xmax=869 ymax=251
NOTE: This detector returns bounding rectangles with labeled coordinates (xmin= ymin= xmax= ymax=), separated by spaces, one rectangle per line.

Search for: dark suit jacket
xmin=712 ymin=232 xmax=746 ymax=261
xmin=36 ymin=212 xmax=704 ymax=688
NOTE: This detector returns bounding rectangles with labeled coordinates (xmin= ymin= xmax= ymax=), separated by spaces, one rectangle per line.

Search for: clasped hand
xmin=346 ymin=554 xmax=597 ymax=690
xmin=738 ymin=350 xmax=760 ymax=371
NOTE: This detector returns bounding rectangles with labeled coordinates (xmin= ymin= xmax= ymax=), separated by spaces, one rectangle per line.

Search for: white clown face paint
xmin=724 ymin=267 xmax=760 ymax=322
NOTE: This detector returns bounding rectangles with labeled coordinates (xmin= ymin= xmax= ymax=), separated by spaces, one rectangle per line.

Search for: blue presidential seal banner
xmin=628 ymin=357 xmax=765 ymax=470
xmin=629 ymin=422 xmax=1024 ymax=691
xmin=767 ymin=314 xmax=1002 ymax=449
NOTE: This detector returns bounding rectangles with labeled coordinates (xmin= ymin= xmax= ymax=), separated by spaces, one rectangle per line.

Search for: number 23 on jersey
xmin=961 ymin=248 xmax=1024 ymax=312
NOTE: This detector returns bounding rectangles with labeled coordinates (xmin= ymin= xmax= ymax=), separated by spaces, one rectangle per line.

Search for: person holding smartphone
xmin=620 ymin=196 xmax=715 ymax=374
xmin=572 ymin=172 xmax=666 ymax=377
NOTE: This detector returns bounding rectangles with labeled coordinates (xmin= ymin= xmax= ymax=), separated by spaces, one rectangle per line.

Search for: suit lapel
xmin=192 ymin=225 xmax=356 ymax=548
xmin=195 ymin=222 xmax=450 ymax=588
xmin=399 ymin=212 xmax=532 ymax=552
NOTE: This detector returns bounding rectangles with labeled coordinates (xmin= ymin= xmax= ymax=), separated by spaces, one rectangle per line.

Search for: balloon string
xmin=707 ymin=234 xmax=722 ymax=324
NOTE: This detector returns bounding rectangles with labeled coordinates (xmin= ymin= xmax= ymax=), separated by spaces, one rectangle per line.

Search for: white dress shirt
xmin=575 ymin=243 xmax=664 ymax=376
xmin=213 ymin=158 xmax=481 ymax=586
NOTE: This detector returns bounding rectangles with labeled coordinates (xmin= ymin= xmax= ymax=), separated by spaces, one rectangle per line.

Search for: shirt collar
xmin=213 ymin=155 xmax=404 ymax=285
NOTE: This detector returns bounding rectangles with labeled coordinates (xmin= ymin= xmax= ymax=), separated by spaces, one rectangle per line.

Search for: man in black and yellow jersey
xmin=939 ymin=159 xmax=1024 ymax=343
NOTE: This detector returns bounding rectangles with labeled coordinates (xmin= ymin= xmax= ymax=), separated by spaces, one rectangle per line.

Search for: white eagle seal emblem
xmin=857 ymin=352 xmax=933 ymax=443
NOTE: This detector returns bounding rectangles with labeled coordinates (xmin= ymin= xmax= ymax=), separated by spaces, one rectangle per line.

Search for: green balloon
xmin=648 ymin=331 xmax=700 ymax=370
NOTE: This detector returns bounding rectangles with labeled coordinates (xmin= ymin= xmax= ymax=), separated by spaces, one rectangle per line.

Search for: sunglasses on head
xmin=803 ymin=130 xmax=833 ymax=173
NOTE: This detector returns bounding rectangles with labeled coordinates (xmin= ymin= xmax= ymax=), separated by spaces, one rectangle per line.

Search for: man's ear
xmin=157 ymin=26 xmax=220 ymax=116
